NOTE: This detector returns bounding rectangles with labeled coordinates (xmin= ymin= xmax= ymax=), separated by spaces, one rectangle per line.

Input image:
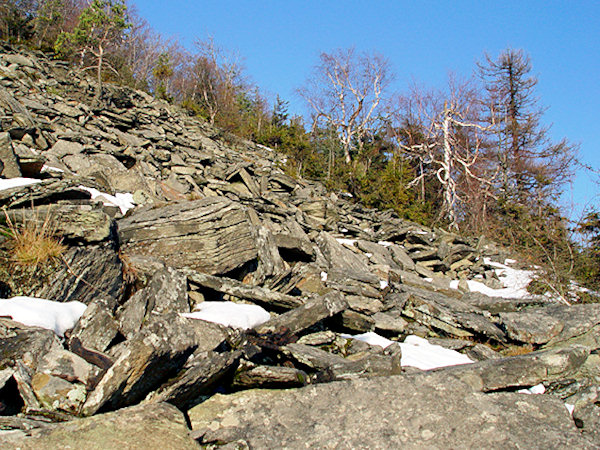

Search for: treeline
xmin=2 ymin=0 xmax=599 ymax=296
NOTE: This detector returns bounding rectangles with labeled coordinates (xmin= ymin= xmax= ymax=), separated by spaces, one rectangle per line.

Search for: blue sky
xmin=134 ymin=0 xmax=599 ymax=219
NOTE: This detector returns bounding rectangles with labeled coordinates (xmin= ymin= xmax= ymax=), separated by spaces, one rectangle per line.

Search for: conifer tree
xmin=55 ymin=0 xmax=130 ymax=104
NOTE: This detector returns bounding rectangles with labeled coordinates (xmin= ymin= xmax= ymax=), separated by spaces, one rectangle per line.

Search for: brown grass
xmin=502 ymin=344 xmax=535 ymax=357
xmin=3 ymin=208 xmax=67 ymax=270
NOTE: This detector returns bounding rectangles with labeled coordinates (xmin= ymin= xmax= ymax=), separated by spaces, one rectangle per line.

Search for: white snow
xmin=379 ymin=280 xmax=389 ymax=290
xmin=518 ymin=383 xmax=546 ymax=395
xmin=0 ymin=296 xmax=87 ymax=336
xmin=377 ymin=241 xmax=393 ymax=247
xmin=320 ymin=271 xmax=328 ymax=282
xmin=181 ymin=301 xmax=271 ymax=330
xmin=365 ymin=253 xmax=373 ymax=258
xmin=565 ymin=403 xmax=575 ymax=415
xmin=335 ymin=238 xmax=357 ymax=247
xmin=449 ymin=280 xmax=460 ymax=290
xmin=0 ymin=178 xmax=42 ymax=191
xmin=340 ymin=228 xmax=348 ymax=233
xmin=342 ymin=332 xmax=473 ymax=371
xmin=78 ymin=186 xmax=135 ymax=215
xmin=466 ymin=258 xmax=535 ymax=298
xmin=41 ymin=165 xmax=65 ymax=173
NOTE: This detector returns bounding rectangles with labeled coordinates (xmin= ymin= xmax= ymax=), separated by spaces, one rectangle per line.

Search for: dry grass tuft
xmin=502 ymin=343 xmax=535 ymax=357
xmin=3 ymin=208 xmax=67 ymax=270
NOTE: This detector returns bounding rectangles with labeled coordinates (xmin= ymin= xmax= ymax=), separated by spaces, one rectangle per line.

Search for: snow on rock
xmin=377 ymin=241 xmax=393 ymax=247
xmin=0 ymin=296 xmax=87 ymax=336
xmin=41 ymin=165 xmax=65 ymax=173
xmin=518 ymin=383 xmax=546 ymax=395
xmin=78 ymin=186 xmax=135 ymax=215
xmin=379 ymin=280 xmax=389 ymax=290
xmin=466 ymin=258 xmax=535 ymax=298
xmin=321 ymin=271 xmax=328 ymax=282
xmin=342 ymin=331 xmax=473 ymax=371
xmin=335 ymin=238 xmax=357 ymax=247
xmin=0 ymin=178 xmax=42 ymax=191
xmin=181 ymin=301 xmax=271 ymax=330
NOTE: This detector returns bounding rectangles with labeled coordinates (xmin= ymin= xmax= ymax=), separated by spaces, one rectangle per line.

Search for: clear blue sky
xmin=135 ymin=0 xmax=599 ymax=220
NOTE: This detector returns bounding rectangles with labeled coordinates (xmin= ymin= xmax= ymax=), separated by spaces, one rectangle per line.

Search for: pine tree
xmin=54 ymin=0 xmax=130 ymax=105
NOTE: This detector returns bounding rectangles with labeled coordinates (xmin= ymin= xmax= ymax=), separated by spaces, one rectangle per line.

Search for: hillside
xmin=0 ymin=45 xmax=599 ymax=448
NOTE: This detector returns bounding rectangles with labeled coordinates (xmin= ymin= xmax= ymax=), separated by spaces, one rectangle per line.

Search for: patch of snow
xmin=0 ymin=296 xmax=87 ymax=336
xmin=518 ymin=383 xmax=546 ymax=395
xmin=256 ymin=143 xmax=273 ymax=152
xmin=0 ymin=178 xmax=42 ymax=191
xmin=449 ymin=280 xmax=460 ymax=290
xmin=340 ymin=228 xmax=348 ymax=233
xmin=79 ymin=186 xmax=135 ymax=215
xmin=466 ymin=257 xmax=535 ymax=298
xmin=343 ymin=332 xmax=473 ymax=371
xmin=336 ymin=238 xmax=357 ymax=247
xmin=379 ymin=280 xmax=389 ymax=290
xmin=41 ymin=165 xmax=65 ymax=173
xmin=320 ymin=271 xmax=328 ymax=282
xmin=365 ymin=252 xmax=373 ymax=258
xmin=181 ymin=301 xmax=270 ymax=330
xmin=377 ymin=241 xmax=393 ymax=247
xmin=400 ymin=335 xmax=473 ymax=370
xmin=424 ymin=277 xmax=433 ymax=283
xmin=341 ymin=192 xmax=353 ymax=198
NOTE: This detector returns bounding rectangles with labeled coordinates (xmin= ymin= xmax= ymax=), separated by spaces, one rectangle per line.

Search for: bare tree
xmin=187 ymin=37 xmax=246 ymax=125
xmin=393 ymin=77 xmax=497 ymax=230
xmin=298 ymin=47 xmax=393 ymax=164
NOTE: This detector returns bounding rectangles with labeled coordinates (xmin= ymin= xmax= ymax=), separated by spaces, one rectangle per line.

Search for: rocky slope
xmin=0 ymin=44 xmax=599 ymax=448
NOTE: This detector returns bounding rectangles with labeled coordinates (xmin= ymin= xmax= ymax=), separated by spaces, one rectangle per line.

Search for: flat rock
xmin=189 ymin=371 xmax=592 ymax=448
xmin=499 ymin=309 xmax=564 ymax=344
xmin=3 ymin=402 xmax=198 ymax=449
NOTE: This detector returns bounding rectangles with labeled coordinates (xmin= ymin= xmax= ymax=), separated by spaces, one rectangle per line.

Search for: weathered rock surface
xmin=118 ymin=197 xmax=258 ymax=275
xmin=1 ymin=403 xmax=198 ymax=449
xmin=81 ymin=313 xmax=198 ymax=415
xmin=189 ymin=372 xmax=594 ymax=448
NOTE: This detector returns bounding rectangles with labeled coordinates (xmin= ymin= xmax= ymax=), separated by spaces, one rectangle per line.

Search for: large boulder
xmin=2 ymin=403 xmax=198 ymax=449
xmin=118 ymin=197 xmax=258 ymax=275
xmin=189 ymin=370 xmax=593 ymax=448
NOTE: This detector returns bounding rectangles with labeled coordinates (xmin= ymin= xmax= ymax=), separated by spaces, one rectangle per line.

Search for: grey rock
xmin=232 ymin=363 xmax=308 ymax=389
xmin=437 ymin=345 xmax=590 ymax=392
xmin=144 ymin=350 xmax=241 ymax=411
xmin=185 ymin=269 xmax=305 ymax=309
xmin=68 ymin=298 xmax=119 ymax=353
xmin=6 ymin=204 xmax=114 ymax=244
xmin=4 ymin=403 xmax=198 ymax=449
xmin=543 ymin=304 xmax=600 ymax=349
xmin=255 ymin=291 xmax=348 ymax=335
xmin=0 ymin=132 xmax=22 ymax=177
xmin=118 ymin=197 xmax=258 ymax=275
xmin=499 ymin=309 xmax=564 ymax=344
xmin=38 ymin=244 xmax=124 ymax=306
xmin=117 ymin=267 xmax=188 ymax=339
xmin=188 ymin=371 xmax=592 ymax=449
xmin=81 ymin=313 xmax=198 ymax=415
xmin=283 ymin=343 xmax=401 ymax=381
xmin=0 ymin=318 xmax=62 ymax=371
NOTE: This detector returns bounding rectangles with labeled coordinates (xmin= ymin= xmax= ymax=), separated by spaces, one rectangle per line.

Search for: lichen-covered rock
xmin=80 ymin=313 xmax=198 ymax=416
xmin=3 ymin=403 xmax=198 ymax=449
xmin=188 ymin=371 xmax=593 ymax=448
xmin=118 ymin=197 xmax=258 ymax=275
